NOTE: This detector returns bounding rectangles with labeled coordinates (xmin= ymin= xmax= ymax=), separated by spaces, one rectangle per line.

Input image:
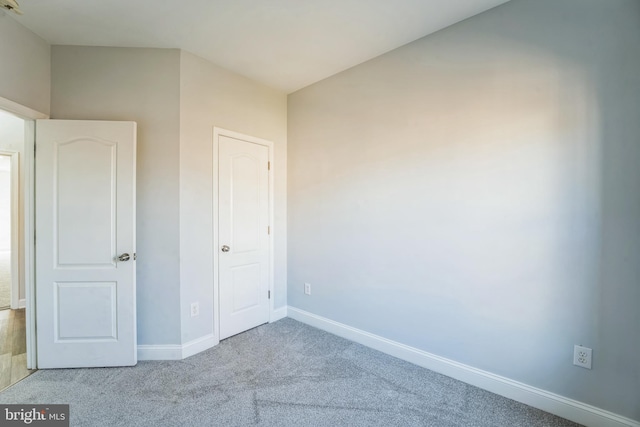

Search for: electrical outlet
xmin=573 ymin=345 xmax=592 ymax=369
xmin=304 ymin=283 xmax=311 ymax=295
xmin=190 ymin=302 xmax=199 ymax=317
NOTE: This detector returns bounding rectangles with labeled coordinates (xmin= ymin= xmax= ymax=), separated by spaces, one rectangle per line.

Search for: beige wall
xmin=178 ymin=51 xmax=287 ymax=343
xmin=51 ymin=46 xmax=182 ymax=345
xmin=0 ymin=12 xmax=50 ymax=115
xmin=288 ymin=0 xmax=640 ymax=421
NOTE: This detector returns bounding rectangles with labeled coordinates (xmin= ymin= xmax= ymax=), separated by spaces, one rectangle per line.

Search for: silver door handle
xmin=118 ymin=253 xmax=131 ymax=262
xmin=221 ymin=245 xmax=230 ymax=253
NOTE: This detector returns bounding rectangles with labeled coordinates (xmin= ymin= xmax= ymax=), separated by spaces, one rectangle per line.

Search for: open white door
xmin=217 ymin=132 xmax=271 ymax=340
xmin=35 ymin=120 xmax=136 ymax=368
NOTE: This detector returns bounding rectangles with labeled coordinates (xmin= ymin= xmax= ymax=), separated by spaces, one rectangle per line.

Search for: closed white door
xmin=218 ymin=133 xmax=270 ymax=340
xmin=35 ymin=120 xmax=137 ymax=368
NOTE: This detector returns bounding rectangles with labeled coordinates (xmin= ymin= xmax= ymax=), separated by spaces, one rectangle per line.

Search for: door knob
xmin=118 ymin=253 xmax=131 ymax=262
xmin=221 ymin=245 xmax=230 ymax=253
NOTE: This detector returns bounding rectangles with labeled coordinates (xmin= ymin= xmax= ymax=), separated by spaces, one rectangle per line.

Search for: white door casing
xmin=35 ymin=120 xmax=137 ymax=368
xmin=215 ymin=129 xmax=272 ymax=340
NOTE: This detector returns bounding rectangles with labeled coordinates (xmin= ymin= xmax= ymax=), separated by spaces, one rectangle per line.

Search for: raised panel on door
xmin=230 ymin=263 xmax=261 ymax=312
xmin=55 ymin=138 xmax=116 ymax=268
xmin=231 ymin=155 xmax=261 ymax=255
xmin=54 ymin=282 xmax=117 ymax=341
xmin=36 ymin=120 xmax=136 ymax=369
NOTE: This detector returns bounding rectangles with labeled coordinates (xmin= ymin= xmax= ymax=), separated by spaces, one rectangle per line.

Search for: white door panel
xmin=36 ymin=120 xmax=136 ymax=368
xmin=218 ymin=134 xmax=270 ymax=340
xmin=56 ymin=139 xmax=116 ymax=267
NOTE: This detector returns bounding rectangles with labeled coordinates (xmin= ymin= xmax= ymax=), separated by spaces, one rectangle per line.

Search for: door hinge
xmin=267 ymin=226 xmax=270 ymax=235
xmin=268 ymin=161 xmax=271 ymax=171
xmin=268 ymin=290 xmax=271 ymax=299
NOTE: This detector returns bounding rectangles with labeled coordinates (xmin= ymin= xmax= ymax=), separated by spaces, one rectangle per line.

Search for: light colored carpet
xmin=0 ymin=251 xmax=11 ymax=308
xmin=0 ymin=319 xmax=581 ymax=427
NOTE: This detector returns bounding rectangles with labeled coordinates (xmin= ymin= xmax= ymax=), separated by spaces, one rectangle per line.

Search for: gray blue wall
xmin=0 ymin=11 xmax=50 ymax=115
xmin=51 ymin=46 xmax=183 ymax=346
xmin=287 ymin=0 xmax=640 ymax=420
xmin=50 ymin=47 xmax=288 ymax=349
xmin=178 ymin=51 xmax=287 ymax=343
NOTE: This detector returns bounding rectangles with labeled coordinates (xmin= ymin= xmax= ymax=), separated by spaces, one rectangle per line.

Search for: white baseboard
xmin=137 ymin=344 xmax=183 ymax=361
xmin=18 ymin=298 xmax=25 ymax=309
xmin=271 ymin=306 xmax=288 ymax=322
xmin=181 ymin=334 xmax=217 ymax=359
xmin=138 ymin=308 xmax=288 ymax=362
xmin=287 ymin=307 xmax=639 ymax=427
xmin=138 ymin=333 xmax=219 ymax=361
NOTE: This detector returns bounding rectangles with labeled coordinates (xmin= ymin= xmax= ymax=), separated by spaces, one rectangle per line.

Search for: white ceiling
xmin=11 ymin=0 xmax=510 ymax=93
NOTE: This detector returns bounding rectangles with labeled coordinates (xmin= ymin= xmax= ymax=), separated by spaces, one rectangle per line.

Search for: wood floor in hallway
xmin=0 ymin=309 xmax=34 ymax=390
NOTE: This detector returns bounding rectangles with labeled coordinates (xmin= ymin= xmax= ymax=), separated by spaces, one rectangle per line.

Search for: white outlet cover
xmin=573 ymin=345 xmax=592 ymax=369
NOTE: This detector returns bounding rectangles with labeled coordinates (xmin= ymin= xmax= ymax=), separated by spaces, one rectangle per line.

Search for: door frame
xmin=0 ymin=150 xmax=19 ymax=309
xmin=212 ymin=127 xmax=274 ymax=342
xmin=0 ymin=96 xmax=48 ymax=369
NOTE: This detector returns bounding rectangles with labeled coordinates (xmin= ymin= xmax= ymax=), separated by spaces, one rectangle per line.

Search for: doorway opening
xmin=0 ymin=96 xmax=47 ymax=381
xmin=0 ymin=108 xmax=34 ymax=389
